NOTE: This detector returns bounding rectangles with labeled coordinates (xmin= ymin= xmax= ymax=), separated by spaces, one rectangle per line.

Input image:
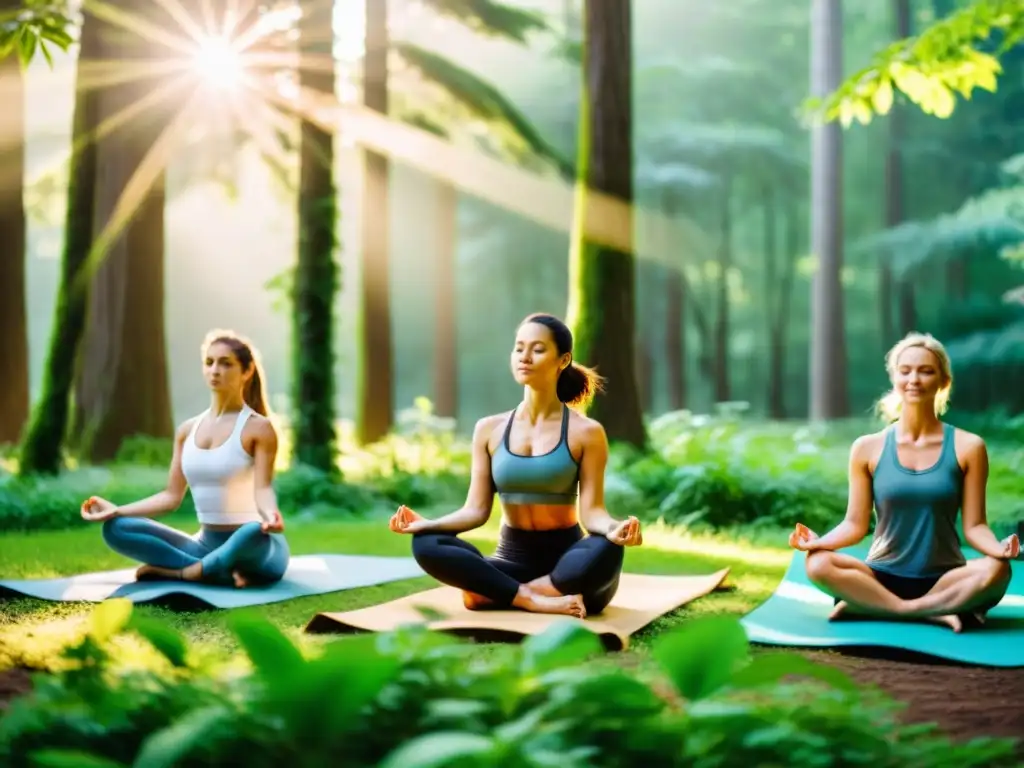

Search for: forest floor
xmin=1 ymin=513 xmax=1021 ymax=747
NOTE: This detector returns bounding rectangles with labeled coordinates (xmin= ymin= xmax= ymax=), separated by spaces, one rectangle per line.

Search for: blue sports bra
xmin=490 ymin=405 xmax=580 ymax=505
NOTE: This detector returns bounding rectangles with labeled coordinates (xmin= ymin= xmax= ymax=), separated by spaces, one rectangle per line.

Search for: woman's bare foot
xmin=831 ymin=599 xmax=963 ymax=632
xmin=925 ymin=614 xmax=962 ymax=633
xmin=180 ymin=562 xmax=204 ymax=582
xmin=232 ymin=570 xmax=250 ymax=589
xmin=462 ymin=591 xmax=494 ymax=610
xmin=136 ymin=564 xmax=183 ymax=582
xmin=516 ymin=589 xmax=586 ymax=619
xmin=524 ymin=575 xmax=562 ymax=598
xmin=829 ymin=600 xmax=850 ymax=621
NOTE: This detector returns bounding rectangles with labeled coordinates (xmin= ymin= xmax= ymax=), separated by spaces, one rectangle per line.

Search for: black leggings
xmin=412 ymin=524 xmax=624 ymax=614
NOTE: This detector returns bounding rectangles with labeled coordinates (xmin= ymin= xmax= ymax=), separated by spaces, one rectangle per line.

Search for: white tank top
xmin=180 ymin=405 xmax=262 ymax=526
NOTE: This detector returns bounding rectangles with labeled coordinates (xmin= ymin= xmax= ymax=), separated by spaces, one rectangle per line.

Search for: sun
xmin=192 ymin=35 xmax=244 ymax=90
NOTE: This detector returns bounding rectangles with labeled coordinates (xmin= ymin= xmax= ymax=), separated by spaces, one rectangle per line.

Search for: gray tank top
xmin=490 ymin=405 xmax=580 ymax=505
xmin=866 ymin=422 xmax=966 ymax=577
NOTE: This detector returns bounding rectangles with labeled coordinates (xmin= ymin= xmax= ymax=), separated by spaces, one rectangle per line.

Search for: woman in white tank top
xmin=79 ymin=330 xmax=290 ymax=588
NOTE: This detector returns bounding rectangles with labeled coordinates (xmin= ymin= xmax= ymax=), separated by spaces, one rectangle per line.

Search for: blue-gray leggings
xmin=101 ymin=517 xmax=290 ymax=585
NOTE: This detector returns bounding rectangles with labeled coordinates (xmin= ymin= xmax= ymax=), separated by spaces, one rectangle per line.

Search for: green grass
xmin=0 ymin=509 xmax=792 ymax=672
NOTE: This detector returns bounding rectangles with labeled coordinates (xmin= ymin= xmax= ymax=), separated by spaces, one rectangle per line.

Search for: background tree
xmin=566 ymin=0 xmax=645 ymax=447
xmin=19 ymin=7 xmax=101 ymax=474
xmin=293 ymin=0 xmax=340 ymax=471
xmin=808 ymin=0 xmax=848 ymax=420
xmin=0 ymin=0 xmax=29 ymax=445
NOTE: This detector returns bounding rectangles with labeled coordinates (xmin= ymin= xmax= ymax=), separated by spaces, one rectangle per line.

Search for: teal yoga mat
xmin=0 ymin=555 xmax=424 ymax=610
xmin=741 ymin=547 xmax=1024 ymax=667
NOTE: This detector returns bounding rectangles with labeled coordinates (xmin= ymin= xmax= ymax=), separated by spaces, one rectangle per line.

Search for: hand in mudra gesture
xmin=998 ymin=533 xmax=1020 ymax=560
xmin=81 ymin=496 xmax=118 ymax=522
xmin=389 ymin=505 xmax=430 ymax=534
xmin=788 ymin=523 xmax=819 ymax=552
xmin=606 ymin=516 xmax=642 ymax=547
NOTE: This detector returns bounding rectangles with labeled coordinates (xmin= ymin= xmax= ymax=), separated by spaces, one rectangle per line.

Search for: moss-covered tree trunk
xmin=434 ymin=181 xmax=458 ymax=421
xmin=808 ymin=0 xmax=849 ymax=420
xmin=70 ymin=7 xmax=173 ymax=462
xmin=293 ymin=0 xmax=339 ymax=471
xmin=0 ymin=26 xmax=28 ymax=445
xmin=18 ymin=12 xmax=102 ymax=474
xmin=566 ymin=0 xmax=645 ymax=447
xmin=356 ymin=0 xmax=394 ymax=445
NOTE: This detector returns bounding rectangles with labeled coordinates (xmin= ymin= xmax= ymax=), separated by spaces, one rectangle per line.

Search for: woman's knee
xmin=804 ymin=550 xmax=838 ymax=583
xmin=411 ymin=532 xmax=453 ymax=563
xmin=101 ymin=515 xmax=141 ymax=546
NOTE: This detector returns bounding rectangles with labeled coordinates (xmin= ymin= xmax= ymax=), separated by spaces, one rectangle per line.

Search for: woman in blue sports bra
xmin=389 ymin=313 xmax=643 ymax=618
xmin=789 ymin=332 xmax=1017 ymax=632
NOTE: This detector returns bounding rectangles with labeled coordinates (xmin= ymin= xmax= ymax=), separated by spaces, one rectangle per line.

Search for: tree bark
xmin=809 ymin=0 xmax=849 ymax=420
xmin=356 ymin=0 xmax=393 ymax=445
xmin=0 ymin=28 xmax=28 ymax=445
xmin=19 ymin=11 xmax=102 ymax=473
xmin=768 ymin=200 xmax=800 ymax=419
xmin=293 ymin=0 xmax=340 ymax=470
xmin=713 ymin=182 xmax=732 ymax=404
xmin=566 ymin=0 xmax=645 ymax=447
xmin=883 ymin=0 xmax=912 ymax=346
xmin=434 ymin=181 xmax=458 ymax=421
xmin=71 ymin=5 xmax=174 ymax=461
xmin=665 ymin=265 xmax=685 ymax=411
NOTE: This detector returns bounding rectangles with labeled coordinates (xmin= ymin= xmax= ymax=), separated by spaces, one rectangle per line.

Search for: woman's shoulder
xmin=850 ymin=428 xmax=888 ymax=459
xmin=567 ymin=408 xmax=605 ymax=442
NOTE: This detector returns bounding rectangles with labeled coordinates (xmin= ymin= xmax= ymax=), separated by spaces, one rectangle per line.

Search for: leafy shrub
xmin=111 ymin=436 xmax=175 ymax=468
xmin=0 ymin=467 xmax=191 ymax=532
xmin=1 ymin=602 xmax=1014 ymax=768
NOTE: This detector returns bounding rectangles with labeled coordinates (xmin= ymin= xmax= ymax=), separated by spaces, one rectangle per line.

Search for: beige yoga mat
xmin=305 ymin=569 xmax=730 ymax=651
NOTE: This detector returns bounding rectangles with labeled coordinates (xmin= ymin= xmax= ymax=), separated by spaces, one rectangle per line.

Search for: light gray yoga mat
xmin=0 ymin=555 xmax=425 ymax=610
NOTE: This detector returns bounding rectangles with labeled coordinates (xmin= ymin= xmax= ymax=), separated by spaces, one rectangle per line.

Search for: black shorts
xmin=870 ymin=568 xmax=942 ymax=600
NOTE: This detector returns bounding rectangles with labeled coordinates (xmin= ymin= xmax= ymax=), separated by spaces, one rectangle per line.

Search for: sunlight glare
xmin=193 ymin=35 xmax=243 ymax=89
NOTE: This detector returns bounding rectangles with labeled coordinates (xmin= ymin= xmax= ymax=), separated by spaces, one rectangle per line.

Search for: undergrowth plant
xmin=0 ymin=601 xmax=1015 ymax=767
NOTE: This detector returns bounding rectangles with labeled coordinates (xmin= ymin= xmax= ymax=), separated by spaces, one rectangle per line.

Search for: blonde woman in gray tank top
xmin=79 ymin=330 xmax=290 ymax=588
xmin=788 ymin=333 xmax=1017 ymax=633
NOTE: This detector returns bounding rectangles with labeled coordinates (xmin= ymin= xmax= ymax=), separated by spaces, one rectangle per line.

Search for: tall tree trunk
xmin=809 ymin=0 xmax=849 ymax=420
xmin=356 ymin=0 xmax=394 ymax=445
xmin=19 ymin=12 xmax=102 ymax=474
xmin=713 ymin=182 xmax=732 ymax=404
xmin=566 ymin=0 xmax=645 ymax=447
xmin=665 ymin=265 xmax=686 ymax=411
xmin=768 ymin=200 xmax=800 ymax=419
xmin=883 ymin=0 xmax=911 ymax=346
xmin=71 ymin=4 xmax=174 ymax=461
xmin=293 ymin=0 xmax=340 ymax=470
xmin=0 ymin=29 xmax=28 ymax=445
xmin=434 ymin=181 xmax=458 ymax=421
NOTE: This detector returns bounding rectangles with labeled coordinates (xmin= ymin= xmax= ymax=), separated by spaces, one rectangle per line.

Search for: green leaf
xmin=126 ymin=614 xmax=190 ymax=667
xmin=89 ymin=599 xmax=133 ymax=642
xmin=38 ymin=38 xmax=52 ymax=68
xmin=17 ymin=27 xmax=37 ymax=67
xmin=871 ymin=78 xmax=894 ymax=115
xmin=520 ymin=620 xmax=602 ymax=675
xmin=650 ymin=614 xmax=750 ymax=701
xmin=31 ymin=751 xmax=127 ymax=768
xmin=378 ymin=731 xmax=497 ymax=768
xmin=132 ymin=706 xmax=234 ymax=768
xmin=227 ymin=612 xmax=305 ymax=680
xmin=728 ymin=651 xmax=858 ymax=692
